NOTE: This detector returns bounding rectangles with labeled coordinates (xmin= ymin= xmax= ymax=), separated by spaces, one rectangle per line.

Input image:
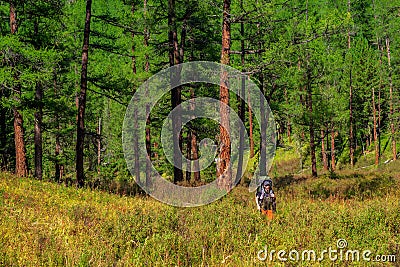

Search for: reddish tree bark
xmin=76 ymin=0 xmax=92 ymax=187
xmin=10 ymin=0 xmax=28 ymax=177
xmin=217 ymin=0 xmax=232 ymax=191
xmin=187 ymin=87 xmax=200 ymax=183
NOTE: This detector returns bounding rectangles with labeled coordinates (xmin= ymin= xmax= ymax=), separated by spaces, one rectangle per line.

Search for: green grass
xmin=0 ymin=172 xmax=399 ymax=266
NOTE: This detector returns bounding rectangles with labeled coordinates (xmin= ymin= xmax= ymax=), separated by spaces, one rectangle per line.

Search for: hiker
xmin=255 ymin=178 xmax=276 ymax=212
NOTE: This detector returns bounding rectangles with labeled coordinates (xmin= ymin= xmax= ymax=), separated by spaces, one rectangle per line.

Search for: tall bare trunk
xmin=34 ymin=82 xmax=43 ymax=180
xmin=144 ymin=0 xmax=152 ymax=187
xmin=189 ymin=87 xmax=200 ymax=182
xmin=217 ymin=0 xmax=232 ymax=191
xmin=53 ymin=70 xmax=63 ymax=182
xmin=307 ymin=64 xmax=317 ymax=177
xmin=257 ymin=22 xmax=268 ymax=178
xmin=10 ymin=0 xmax=28 ymax=177
xmin=386 ymin=37 xmax=397 ymax=161
xmin=348 ymin=0 xmax=355 ymax=167
xmin=55 ymin=133 xmax=61 ymax=181
xmin=168 ymin=0 xmax=183 ymax=183
xmin=33 ymin=19 xmax=43 ymax=180
xmin=131 ymin=4 xmax=140 ymax=182
xmin=0 ymin=86 xmax=8 ymax=171
xmin=76 ymin=0 xmax=92 ymax=187
xmin=133 ymin=96 xmax=140 ymax=183
xmin=372 ymin=87 xmax=379 ymax=165
xmin=259 ymin=74 xmax=267 ymax=177
xmin=284 ymin=87 xmax=291 ymax=143
xmin=331 ymin=127 xmax=336 ymax=171
xmin=248 ymin=88 xmax=254 ymax=158
xmin=97 ymin=117 xmax=101 ymax=173
xmin=236 ymin=4 xmax=246 ymax=183
xmin=186 ymin=128 xmax=191 ymax=182
xmin=131 ymin=3 xmax=136 ymax=74
xmin=321 ymin=129 xmax=328 ymax=171
xmin=10 ymin=0 xmax=17 ymax=34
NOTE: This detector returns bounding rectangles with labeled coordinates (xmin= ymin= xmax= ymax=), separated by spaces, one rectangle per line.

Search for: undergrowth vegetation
xmin=0 ymin=172 xmax=399 ymax=266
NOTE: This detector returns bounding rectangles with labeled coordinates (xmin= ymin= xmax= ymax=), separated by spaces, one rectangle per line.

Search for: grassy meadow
xmin=0 ymin=166 xmax=399 ymax=266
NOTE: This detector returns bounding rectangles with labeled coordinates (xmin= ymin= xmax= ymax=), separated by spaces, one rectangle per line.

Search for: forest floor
xmin=0 ymin=162 xmax=399 ymax=266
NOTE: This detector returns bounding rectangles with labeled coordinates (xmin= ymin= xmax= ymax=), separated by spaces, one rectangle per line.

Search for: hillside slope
xmin=0 ymin=172 xmax=399 ymax=266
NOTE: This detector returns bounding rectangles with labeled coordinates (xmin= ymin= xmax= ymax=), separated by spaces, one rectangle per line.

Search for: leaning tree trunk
xmin=10 ymin=0 xmax=28 ymax=177
xmin=217 ymin=0 xmax=232 ymax=191
xmin=76 ymin=0 xmax=92 ymax=187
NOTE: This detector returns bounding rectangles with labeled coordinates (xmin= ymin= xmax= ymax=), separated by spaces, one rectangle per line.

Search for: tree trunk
xmin=10 ymin=1 xmax=28 ymax=177
xmin=10 ymin=0 xmax=17 ymax=34
xmin=331 ymin=127 xmax=336 ymax=171
xmin=13 ymin=108 xmax=27 ymax=177
xmin=257 ymin=22 xmax=268 ymax=178
xmin=34 ymin=82 xmax=43 ymax=180
xmin=32 ymin=19 xmax=43 ymax=180
xmin=53 ymin=70 xmax=63 ymax=182
xmin=236 ymin=5 xmax=246 ymax=183
xmin=133 ymin=96 xmax=140 ymax=183
xmin=0 ymin=86 xmax=7 ymax=171
xmin=321 ymin=129 xmax=328 ymax=171
xmin=348 ymin=0 xmax=355 ymax=167
xmin=144 ymin=0 xmax=151 ymax=187
xmin=378 ymin=42 xmax=382 ymax=158
xmin=307 ymin=70 xmax=317 ymax=177
xmin=76 ymin=0 xmax=92 ymax=187
xmin=386 ymin=37 xmax=397 ymax=161
xmin=186 ymin=128 xmax=192 ymax=182
xmin=168 ymin=0 xmax=183 ymax=184
xmin=217 ymin=0 xmax=232 ymax=191
xmin=97 ymin=117 xmax=101 ymax=174
xmin=284 ymin=87 xmax=291 ymax=143
xmin=131 ymin=3 xmax=136 ymax=74
xmin=189 ymin=87 xmax=200 ymax=182
xmin=248 ymin=87 xmax=254 ymax=158
xmin=372 ymin=87 xmax=379 ymax=165
xmin=259 ymin=75 xmax=267 ymax=177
